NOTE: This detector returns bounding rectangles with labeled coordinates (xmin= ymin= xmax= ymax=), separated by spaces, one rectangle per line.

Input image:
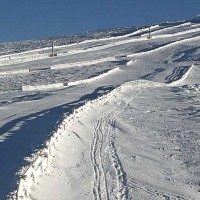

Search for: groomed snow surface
xmin=0 ymin=18 xmax=200 ymax=200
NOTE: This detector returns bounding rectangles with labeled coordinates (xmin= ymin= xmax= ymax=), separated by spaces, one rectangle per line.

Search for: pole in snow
xmin=50 ymin=41 xmax=57 ymax=57
xmin=52 ymin=41 xmax=54 ymax=57
xmin=147 ymin=26 xmax=151 ymax=39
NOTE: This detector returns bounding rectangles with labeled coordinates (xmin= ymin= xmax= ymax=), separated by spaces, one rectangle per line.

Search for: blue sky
xmin=0 ymin=0 xmax=199 ymax=42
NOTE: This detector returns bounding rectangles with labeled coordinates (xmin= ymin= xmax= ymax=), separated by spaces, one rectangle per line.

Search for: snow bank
xmin=126 ymin=60 xmax=136 ymax=66
xmin=15 ymin=79 xmax=164 ymax=200
xmin=16 ymin=86 xmax=112 ymax=200
xmin=127 ymin=35 xmax=200 ymax=57
xmin=51 ymin=57 xmax=115 ymax=70
xmin=68 ymin=67 xmax=120 ymax=87
xmin=20 ymin=68 xmax=119 ymax=93
xmin=22 ymin=83 xmax=64 ymax=92
xmin=0 ymin=69 xmax=30 ymax=75
xmin=115 ymin=55 xmax=128 ymax=61
xmin=146 ymin=22 xmax=192 ymax=37
xmin=0 ymin=54 xmax=49 ymax=67
xmin=142 ymin=24 xmax=200 ymax=40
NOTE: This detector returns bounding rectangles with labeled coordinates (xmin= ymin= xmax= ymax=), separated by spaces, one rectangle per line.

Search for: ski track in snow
xmin=12 ymin=77 xmax=200 ymax=200
xmin=90 ymin=84 xmax=145 ymax=200
xmin=90 ymin=114 xmax=109 ymax=200
xmin=91 ymin=111 xmax=128 ymax=200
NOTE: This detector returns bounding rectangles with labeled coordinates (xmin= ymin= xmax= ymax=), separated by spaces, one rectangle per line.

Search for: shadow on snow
xmin=0 ymin=85 xmax=115 ymax=199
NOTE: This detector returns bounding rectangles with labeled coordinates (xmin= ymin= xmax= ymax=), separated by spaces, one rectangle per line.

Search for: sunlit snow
xmin=0 ymin=17 xmax=200 ymax=200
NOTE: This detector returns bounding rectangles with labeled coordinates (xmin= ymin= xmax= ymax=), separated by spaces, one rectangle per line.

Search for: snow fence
xmin=0 ymin=67 xmax=51 ymax=77
xmin=16 ymin=86 xmax=114 ymax=200
xmin=0 ymin=69 xmax=30 ymax=75
xmin=0 ymin=54 xmax=49 ymax=67
xmin=22 ymin=83 xmax=65 ymax=92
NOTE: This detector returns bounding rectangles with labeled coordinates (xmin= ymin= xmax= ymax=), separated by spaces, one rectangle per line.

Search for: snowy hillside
xmin=0 ymin=16 xmax=200 ymax=200
xmin=0 ymin=26 xmax=137 ymax=56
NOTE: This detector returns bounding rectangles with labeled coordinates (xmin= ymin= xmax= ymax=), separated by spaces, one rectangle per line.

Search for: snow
xmin=0 ymin=69 xmax=30 ymax=75
xmin=22 ymin=83 xmax=65 ymax=92
xmin=50 ymin=56 xmax=115 ymax=70
xmin=0 ymin=18 xmax=200 ymax=200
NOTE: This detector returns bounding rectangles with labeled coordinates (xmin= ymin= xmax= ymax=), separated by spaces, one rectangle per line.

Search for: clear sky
xmin=0 ymin=0 xmax=199 ymax=42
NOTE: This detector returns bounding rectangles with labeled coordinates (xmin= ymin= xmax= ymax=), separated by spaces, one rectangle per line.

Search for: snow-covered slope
xmin=0 ymin=17 xmax=200 ymax=200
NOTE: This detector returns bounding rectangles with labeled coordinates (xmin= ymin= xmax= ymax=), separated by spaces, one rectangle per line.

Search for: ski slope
xmin=0 ymin=17 xmax=200 ymax=200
